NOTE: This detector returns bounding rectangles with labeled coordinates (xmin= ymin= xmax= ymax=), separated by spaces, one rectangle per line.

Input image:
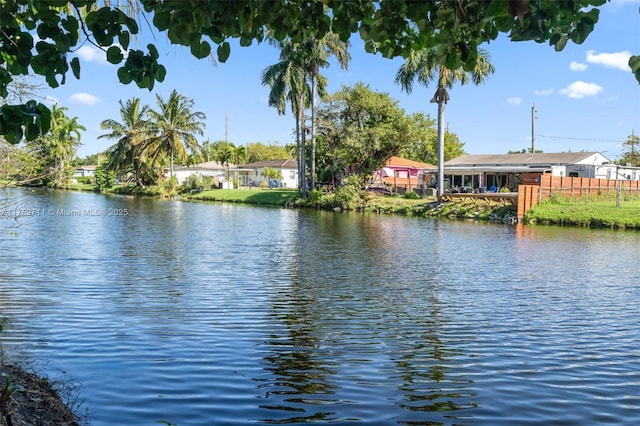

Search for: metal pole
xmin=531 ymin=104 xmax=535 ymax=154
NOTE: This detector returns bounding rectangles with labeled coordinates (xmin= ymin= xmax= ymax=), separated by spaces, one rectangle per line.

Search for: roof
xmin=194 ymin=160 xmax=226 ymax=169
xmin=445 ymin=152 xmax=605 ymax=167
xmin=385 ymin=156 xmax=435 ymax=169
xmin=241 ymin=159 xmax=298 ymax=169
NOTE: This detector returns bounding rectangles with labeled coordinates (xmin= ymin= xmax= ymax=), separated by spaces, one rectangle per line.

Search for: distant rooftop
xmin=445 ymin=152 xmax=608 ymax=167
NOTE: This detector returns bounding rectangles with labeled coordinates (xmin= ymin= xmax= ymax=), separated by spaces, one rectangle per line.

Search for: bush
xmin=161 ymin=176 xmax=179 ymax=196
xmin=75 ymin=176 xmax=93 ymax=184
xmin=94 ymin=166 xmax=115 ymax=191
xmin=308 ymin=189 xmax=323 ymax=203
xmin=202 ymin=176 xmax=214 ymax=189
xmin=403 ymin=191 xmax=421 ymax=199
xmin=182 ymin=175 xmax=203 ymax=193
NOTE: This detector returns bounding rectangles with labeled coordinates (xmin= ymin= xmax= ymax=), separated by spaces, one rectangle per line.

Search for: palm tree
xmin=262 ymin=33 xmax=348 ymax=195
xmin=302 ymin=33 xmax=350 ymax=191
xmin=46 ymin=105 xmax=85 ymax=187
xmin=232 ymin=144 xmax=247 ymax=185
xmin=395 ymin=48 xmax=495 ymax=203
xmin=147 ymin=89 xmax=206 ymax=180
xmin=216 ymin=142 xmax=234 ymax=184
xmin=99 ymin=97 xmax=152 ymax=187
xmin=261 ymin=40 xmax=311 ymax=194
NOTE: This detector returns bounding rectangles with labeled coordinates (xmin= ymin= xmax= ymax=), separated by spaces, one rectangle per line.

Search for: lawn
xmin=187 ymin=188 xmax=299 ymax=206
xmin=525 ymin=199 xmax=640 ymax=228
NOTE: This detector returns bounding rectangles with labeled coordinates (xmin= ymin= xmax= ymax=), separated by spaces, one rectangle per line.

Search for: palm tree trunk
xmin=299 ymin=94 xmax=307 ymax=197
xmin=170 ymin=146 xmax=175 ymax=180
xmin=437 ymin=99 xmax=445 ymax=204
xmin=295 ymin=111 xmax=302 ymax=192
xmin=310 ymin=72 xmax=317 ymax=192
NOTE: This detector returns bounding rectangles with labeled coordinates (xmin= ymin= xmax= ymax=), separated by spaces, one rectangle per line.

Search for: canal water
xmin=1 ymin=188 xmax=639 ymax=425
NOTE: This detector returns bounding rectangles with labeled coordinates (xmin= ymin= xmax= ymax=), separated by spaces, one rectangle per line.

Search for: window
xmin=290 ymin=171 xmax=295 ymax=180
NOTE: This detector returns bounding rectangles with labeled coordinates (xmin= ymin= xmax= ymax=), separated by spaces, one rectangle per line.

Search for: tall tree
xmin=302 ymin=33 xmax=351 ymax=191
xmin=216 ymin=142 xmax=235 ymax=182
xmin=399 ymin=112 xmax=465 ymax=165
xmin=245 ymin=142 xmax=292 ymax=163
xmin=40 ymin=105 xmax=85 ymax=187
xmin=261 ymin=40 xmax=310 ymax=194
xmin=316 ymin=83 xmax=414 ymax=186
xmin=617 ymin=132 xmax=640 ymax=167
xmin=395 ymin=48 xmax=495 ymax=202
xmin=99 ymin=97 xmax=152 ymax=187
xmin=232 ymin=144 xmax=247 ymax=186
xmin=147 ymin=90 xmax=206 ymax=180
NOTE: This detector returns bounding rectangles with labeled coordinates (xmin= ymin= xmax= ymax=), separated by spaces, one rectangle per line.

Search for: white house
xmin=73 ymin=165 xmax=97 ymax=177
xmin=239 ymin=159 xmax=298 ymax=188
xmin=169 ymin=161 xmax=226 ymax=185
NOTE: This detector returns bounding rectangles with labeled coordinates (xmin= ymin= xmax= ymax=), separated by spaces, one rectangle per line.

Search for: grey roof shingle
xmin=241 ymin=159 xmax=297 ymax=168
xmin=445 ymin=152 xmax=602 ymax=167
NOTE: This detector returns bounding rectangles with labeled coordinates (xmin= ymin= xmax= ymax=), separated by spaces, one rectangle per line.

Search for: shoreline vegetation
xmin=59 ymin=182 xmax=640 ymax=229
xmin=1 ymin=364 xmax=80 ymax=426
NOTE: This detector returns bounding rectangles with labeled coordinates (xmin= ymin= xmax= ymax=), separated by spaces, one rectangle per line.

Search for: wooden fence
xmin=517 ymin=174 xmax=640 ymax=220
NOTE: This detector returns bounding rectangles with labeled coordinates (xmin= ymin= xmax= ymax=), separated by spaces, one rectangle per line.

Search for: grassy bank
xmin=186 ymin=188 xmax=518 ymax=222
xmin=37 ymin=184 xmax=640 ymax=229
xmin=524 ymin=198 xmax=640 ymax=229
xmin=187 ymin=188 xmax=299 ymax=206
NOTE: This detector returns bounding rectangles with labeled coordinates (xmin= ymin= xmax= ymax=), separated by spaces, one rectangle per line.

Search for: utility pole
xmin=531 ymin=104 xmax=536 ymax=154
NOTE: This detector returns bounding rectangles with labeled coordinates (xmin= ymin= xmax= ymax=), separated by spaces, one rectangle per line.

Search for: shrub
xmin=403 ymin=191 xmax=421 ymax=199
xmin=201 ymin=176 xmax=214 ymax=189
xmin=308 ymin=189 xmax=323 ymax=204
xmin=182 ymin=175 xmax=202 ymax=193
xmin=94 ymin=166 xmax=115 ymax=191
xmin=75 ymin=176 xmax=93 ymax=184
xmin=161 ymin=176 xmax=179 ymax=196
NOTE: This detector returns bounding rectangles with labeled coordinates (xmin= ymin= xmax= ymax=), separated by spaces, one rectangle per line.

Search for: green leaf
xmin=119 ymin=31 xmax=130 ymax=51
xmin=629 ymin=55 xmax=640 ymax=84
xmin=553 ymin=34 xmax=568 ymax=51
xmin=26 ymin=122 xmax=40 ymax=140
xmin=217 ymin=41 xmax=231 ymax=62
xmin=70 ymin=57 xmax=80 ymax=79
xmin=107 ymin=46 xmax=124 ymax=64
xmin=485 ymin=0 xmax=510 ymax=18
xmin=190 ymin=39 xmax=211 ymax=59
xmin=117 ymin=66 xmax=133 ymax=84
xmin=156 ymin=64 xmax=167 ymax=82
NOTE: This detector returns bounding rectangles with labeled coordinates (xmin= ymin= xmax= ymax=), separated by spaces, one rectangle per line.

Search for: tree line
xmin=1 ymin=77 xmax=467 ymax=191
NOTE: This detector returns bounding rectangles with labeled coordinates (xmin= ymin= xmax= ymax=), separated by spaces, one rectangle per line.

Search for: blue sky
xmin=41 ymin=0 xmax=640 ymax=159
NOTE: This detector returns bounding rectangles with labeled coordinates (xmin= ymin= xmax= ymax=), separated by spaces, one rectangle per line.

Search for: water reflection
xmin=256 ymin=212 xmax=483 ymax=424
xmin=2 ymin=189 xmax=640 ymax=425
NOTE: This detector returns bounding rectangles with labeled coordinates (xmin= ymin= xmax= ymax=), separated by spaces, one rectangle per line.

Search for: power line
xmin=538 ymin=134 xmax=625 ymax=143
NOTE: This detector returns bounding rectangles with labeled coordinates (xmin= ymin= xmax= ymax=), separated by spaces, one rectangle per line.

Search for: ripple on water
xmin=2 ymin=191 xmax=640 ymax=425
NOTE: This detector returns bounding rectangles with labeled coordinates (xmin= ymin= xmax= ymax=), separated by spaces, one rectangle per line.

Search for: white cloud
xmin=76 ymin=45 xmax=108 ymax=64
xmin=586 ymin=50 xmax=632 ymax=71
xmin=69 ymin=92 xmax=101 ymax=105
xmin=559 ymin=81 xmax=603 ymax=99
xmin=534 ymin=89 xmax=554 ymax=96
xmin=506 ymin=97 xmax=522 ymax=105
xmin=569 ymin=61 xmax=588 ymax=71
